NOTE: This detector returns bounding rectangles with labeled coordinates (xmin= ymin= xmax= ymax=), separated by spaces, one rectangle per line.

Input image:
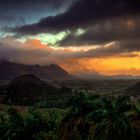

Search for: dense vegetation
xmin=0 ymin=92 xmax=140 ymax=140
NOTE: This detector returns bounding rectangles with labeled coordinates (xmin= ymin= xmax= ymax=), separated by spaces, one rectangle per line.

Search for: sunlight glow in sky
xmin=0 ymin=0 xmax=140 ymax=76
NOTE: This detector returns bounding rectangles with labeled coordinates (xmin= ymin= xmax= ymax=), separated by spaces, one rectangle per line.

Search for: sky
xmin=0 ymin=0 xmax=140 ymax=76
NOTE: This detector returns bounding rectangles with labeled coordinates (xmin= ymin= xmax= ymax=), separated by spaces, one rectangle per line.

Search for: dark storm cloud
xmin=10 ymin=0 xmax=140 ymax=35
xmin=0 ymin=0 xmax=75 ymax=29
xmin=0 ymin=15 xmax=26 ymax=26
xmin=2 ymin=0 xmax=140 ymax=59
xmin=0 ymin=0 xmax=73 ymax=9
xmin=59 ymin=17 xmax=140 ymax=46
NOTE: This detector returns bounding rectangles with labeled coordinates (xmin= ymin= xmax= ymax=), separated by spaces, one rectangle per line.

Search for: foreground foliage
xmin=60 ymin=93 xmax=140 ymax=140
xmin=0 ymin=92 xmax=140 ymax=140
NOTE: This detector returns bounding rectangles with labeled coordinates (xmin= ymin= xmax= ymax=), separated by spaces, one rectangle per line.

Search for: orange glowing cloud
xmin=0 ymin=37 xmax=140 ymax=76
xmin=25 ymin=39 xmax=48 ymax=49
xmin=59 ymin=55 xmax=140 ymax=76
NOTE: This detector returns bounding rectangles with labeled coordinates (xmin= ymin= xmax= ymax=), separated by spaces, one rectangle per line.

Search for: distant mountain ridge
xmin=0 ymin=60 xmax=71 ymax=80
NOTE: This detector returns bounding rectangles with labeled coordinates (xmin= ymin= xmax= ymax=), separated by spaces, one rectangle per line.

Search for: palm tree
xmin=87 ymin=96 xmax=137 ymax=140
xmin=60 ymin=92 xmax=138 ymax=140
xmin=60 ymin=92 xmax=100 ymax=140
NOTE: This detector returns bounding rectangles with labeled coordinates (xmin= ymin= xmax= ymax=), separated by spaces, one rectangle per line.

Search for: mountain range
xmin=0 ymin=60 xmax=72 ymax=80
